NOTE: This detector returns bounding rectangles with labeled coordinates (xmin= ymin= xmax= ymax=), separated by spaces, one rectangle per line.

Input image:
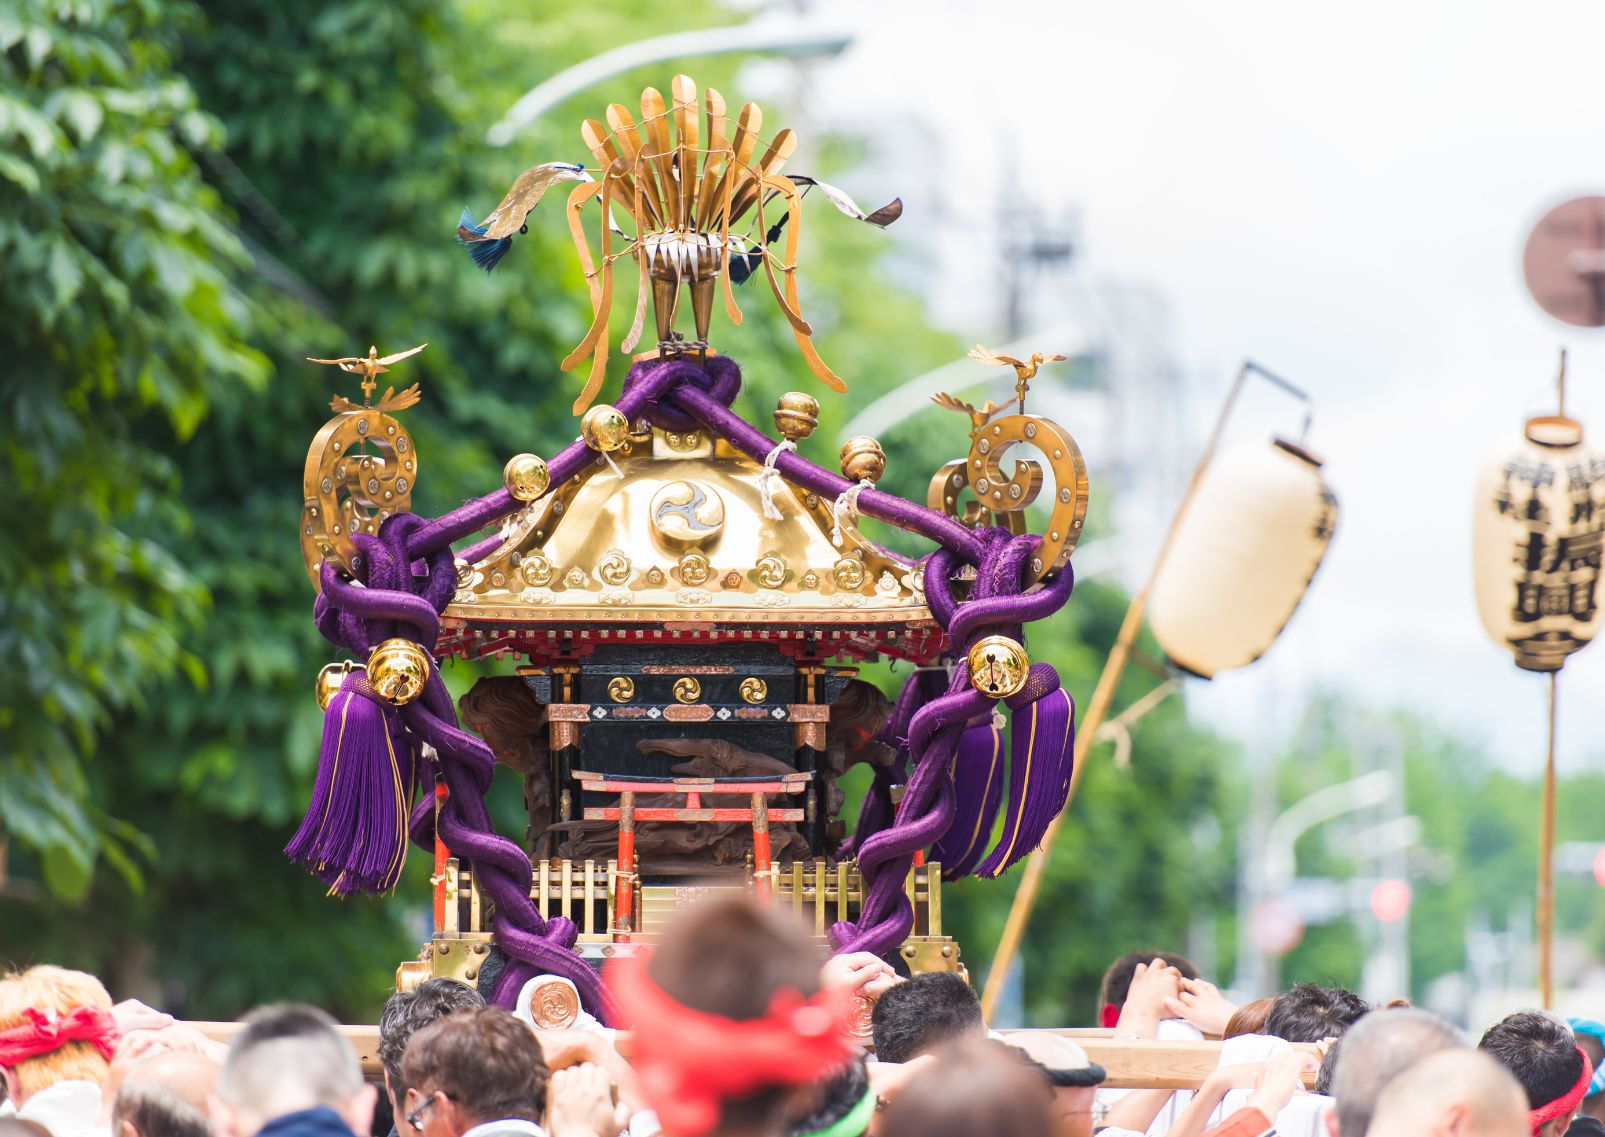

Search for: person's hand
xmin=534 ymin=1031 xmax=640 ymax=1112
xmin=547 ymin=1063 xmax=630 ymax=1137
xmin=1115 ymin=958 xmax=1182 ymax=1037
xmin=1163 ymin=977 xmax=1238 ymax=1037
xmin=111 ymin=999 xmax=173 ymax=1035
xmin=1244 ymin=1050 xmax=1318 ymax=1120
xmin=1204 ymin=1062 xmax=1269 ymax=1093
xmin=97 ymin=1032 xmax=169 ymax=1123
xmin=821 ymin=952 xmax=903 ymax=1000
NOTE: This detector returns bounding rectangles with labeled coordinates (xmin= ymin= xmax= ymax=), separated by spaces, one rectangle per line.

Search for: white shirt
xmin=461 ymin=1120 xmax=546 ymax=1137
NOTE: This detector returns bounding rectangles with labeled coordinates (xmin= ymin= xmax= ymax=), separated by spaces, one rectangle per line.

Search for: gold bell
xmin=967 ymin=635 xmax=1030 ymax=699
xmin=315 ymin=661 xmax=361 ymax=711
xmin=774 ymin=392 xmax=821 ymax=442
xmin=839 ymin=435 xmax=886 ymax=483
xmin=366 ymin=638 xmax=432 ymax=706
xmin=581 ymin=404 xmax=630 ymax=452
xmin=503 ymin=453 xmax=551 ymax=501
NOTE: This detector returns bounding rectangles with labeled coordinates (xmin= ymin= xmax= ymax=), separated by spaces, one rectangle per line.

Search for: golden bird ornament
xmin=307 ymin=343 xmax=428 ymax=407
xmin=967 ymin=344 xmax=1067 ymax=411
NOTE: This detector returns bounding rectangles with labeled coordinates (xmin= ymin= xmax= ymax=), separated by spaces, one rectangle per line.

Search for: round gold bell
xmin=774 ymin=392 xmax=821 ymax=442
xmin=366 ymin=638 xmax=432 ymax=706
xmin=503 ymin=453 xmax=551 ymax=501
xmin=581 ymin=404 xmax=630 ymax=453
xmin=840 ymin=435 xmax=886 ymax=483
xmin=967 ymin=635 xmax=1030 ymax=699
xmin=315 ymin=661 xmax=362 ymax=711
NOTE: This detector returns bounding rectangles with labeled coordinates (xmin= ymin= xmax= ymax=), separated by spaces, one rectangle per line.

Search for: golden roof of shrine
xmin=438 ymin=426 xmax=937 ymax=651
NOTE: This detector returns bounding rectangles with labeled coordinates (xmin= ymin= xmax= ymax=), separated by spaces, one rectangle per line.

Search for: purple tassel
xmin=932 ymin=716 xmax=1005 ymax=877
xmin=285 ymin=671 xmax=418 ymax=895
xmin=973 ymin=664 xmax=1074 ymax=878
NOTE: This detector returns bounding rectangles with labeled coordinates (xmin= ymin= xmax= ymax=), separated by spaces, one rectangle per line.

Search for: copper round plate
xmin=847 ymin=993 xmax=876 ymax=1040
xmin=1523 ymin=195 xmax=1605 ymax=327
xmin=526 ymin=979 xmax=580 ymax=1030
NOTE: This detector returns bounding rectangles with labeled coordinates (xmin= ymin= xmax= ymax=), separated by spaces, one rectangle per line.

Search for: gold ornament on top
xmin=458 ymin=75 xmax=902 ymax=413
xmin=366 ymin=638 xmax=432 ymax=706
xmin=301 ymin=344 xmax=427 ymax=590
xmin=967 ymin=635 xmax=1030 ymax=699
xmin=504 ymin=453 xmax=551 ymax=501
xmin=774 ymin=392 xmax=821 ymax=442
xmin=839 ymin=436 xmax=886 ymax=483
xmin=966 ymin=344 xmax=1066 ymax=413
xmin=581 ymin=404 xmax=631 ymax=452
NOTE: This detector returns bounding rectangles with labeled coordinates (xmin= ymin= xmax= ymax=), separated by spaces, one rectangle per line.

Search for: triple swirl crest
xmin=300 ymin=345 xmax=426 ymax=588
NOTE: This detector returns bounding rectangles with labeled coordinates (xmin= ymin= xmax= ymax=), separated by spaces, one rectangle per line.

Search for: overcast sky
xmin=795 ymin=0 xmax=1605 ymax=771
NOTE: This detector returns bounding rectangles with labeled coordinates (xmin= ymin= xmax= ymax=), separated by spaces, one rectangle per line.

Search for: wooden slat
xmin=183 ymin=1025 xmax=1316 ymax=1093
xmin=583 ymin=860 xmax=595 ymax=936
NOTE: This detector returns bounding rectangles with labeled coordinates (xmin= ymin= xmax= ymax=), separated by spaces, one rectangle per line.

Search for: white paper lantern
xmin=1472 ymin=414 xmax=1605 ymax=672
xmin=1148 ymin=439 xmax=1338 ymax=678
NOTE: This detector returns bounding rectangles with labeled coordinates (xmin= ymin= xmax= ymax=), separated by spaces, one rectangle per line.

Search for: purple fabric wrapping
xmin=931 ymin=716 xmax=1006 ymax=876
xmin=972 ymin=664 xmax=1075 ymax=878
xmin=285 ymin=671 xmax=417 ymax=895
xmin=623 ymin=354 xmax=741 ymax=433
xmin=842 ymin=666 xmax=944 ymax=858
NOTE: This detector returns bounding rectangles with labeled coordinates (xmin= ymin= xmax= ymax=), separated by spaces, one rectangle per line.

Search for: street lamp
xmin=487 ymin=22 xmax=854 ymax=147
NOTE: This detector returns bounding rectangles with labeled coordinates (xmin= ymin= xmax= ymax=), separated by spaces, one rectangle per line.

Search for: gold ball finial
xmin=967 ymin=635 xmax=1030 ymax=699
xmin=774 ymin=392 xmax=821 ymax=442
xmin=366 ymin=638 xmax=432 ymax=706
xmin=581 ymin=404 xmax=630 ymax=453
xmin=503 ymin=453 xmax=551 ymax=501
xmin=315 ymin=661 xmax=361 ymax=711
xmin=840 ymin=435 xmax=887 ymax=483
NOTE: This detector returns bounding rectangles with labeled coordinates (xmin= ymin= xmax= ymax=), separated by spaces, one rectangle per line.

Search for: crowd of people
xmin=2 ymin=898 xmax=1604 ymax=1137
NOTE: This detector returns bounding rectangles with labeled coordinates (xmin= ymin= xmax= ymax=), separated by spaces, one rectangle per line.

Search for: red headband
xmin=1530 ymin=1047 xmax=1594 ymax=1135
xmin=1100 ymin=1003 xmax=1120 ymax=1029
xmin=605 ymin=953 xmax=853 ymax=1137
xmin=0 ymin=1006 xmax=119 ymax=1067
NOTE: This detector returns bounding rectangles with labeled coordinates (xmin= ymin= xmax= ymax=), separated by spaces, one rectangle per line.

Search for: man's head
xmin=785 ymin=1058 xmax=870 ymax=1137
xmin=1097 ymin=952 xmax=1199 ymax=1027
xmin=377 ymin=980 xmax=485 ymax=1118
xmin=399 ymin=1009 xmax=546 ymax=1137
xmin=1004 ymin=1032 xmax=1106 ymax=1137
xmin=1366 ymin=1049 xmax=1528 ymax=1137
xmin=1327 ymin=1006 xmax=1464 ymax=1137
xmin=879 ymin=1041 xmax=1057 ymax=1137
xmin=871 ymin=973 xmax=986 ymax=1064
xmin=0 ymin=965 xmax=116 ymax=1105
xmin=1479 ymin=1011 xmax=1589 ymax=1137
xmin=214 ymin=1004 xmax=374 ymax=1137
xmin=1570 ymin=1020 xmax=1605 ymax=1121
xmin=1263 ymin=983 xmax=1370 ymax=1044
xmin=113 ymin=1052 xmax=220 ymax=1137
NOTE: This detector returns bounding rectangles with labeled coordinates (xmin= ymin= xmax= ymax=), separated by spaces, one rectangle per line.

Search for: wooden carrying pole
xmin=980 ymin=361 xmax=1308 ymax=1020
xmin=1539 ymin=672 xmax=1557 ymax=1007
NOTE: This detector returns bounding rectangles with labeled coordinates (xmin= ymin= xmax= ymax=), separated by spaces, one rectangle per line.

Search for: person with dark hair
xmin=1261 ymin=984 xmax=1369 ymax=1045
xmin=878 ymin=1040 xmax=1057 ymax=1137
xmin=1097 ymin=952 xmax=1200 ymax=1030
xmin=1327 ymin=1006 xmax=1463 ymax=1137
xmin=401 ymin=1008 xmax=571 ymax=1137
xmin=1479 ymin=1011 xmax=1596 ymax=1137
xmin=214 ymin=1004 xmax=376 ymax=1137
xmin=870 ymin=973 xmax=985 ymax=1065
xmin=605 ymin=896 xmax=853 ymax=1137
xmin=785 ymin=1059 xmax=873 ymax=1137
xmin=377 ymin=980 xmax=485 ymax=1135
xmin=112 ymin=1051 xmax=218 ymax=1137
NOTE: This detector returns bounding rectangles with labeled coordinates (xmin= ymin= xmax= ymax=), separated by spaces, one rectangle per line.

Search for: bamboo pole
xmin=1539 ymin=671 xmax=1557 ymax=1008
xmin=980 ymin=361 xmax=1307 ymax=1020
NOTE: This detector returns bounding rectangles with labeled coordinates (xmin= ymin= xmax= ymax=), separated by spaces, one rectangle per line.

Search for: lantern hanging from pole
xmin=1472 ymin=411 xmax=1605 ymax=672
xmin=1146 ymin=438 xmax=1338 ymax=679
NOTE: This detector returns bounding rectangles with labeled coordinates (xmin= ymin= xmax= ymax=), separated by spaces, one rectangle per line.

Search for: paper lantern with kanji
xmin=1147 ymin=439 xmax=1338 ymax=678
xmin=1472 ymin=414 xmax=1605 ymax=672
